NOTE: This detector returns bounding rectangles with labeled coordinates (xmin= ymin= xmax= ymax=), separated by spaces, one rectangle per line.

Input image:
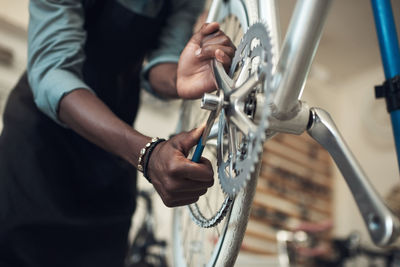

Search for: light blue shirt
xmin=27 ymin=0 xmax=204 ymax=124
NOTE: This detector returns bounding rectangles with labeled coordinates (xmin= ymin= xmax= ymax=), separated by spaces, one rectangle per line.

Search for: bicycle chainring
xmin=218 ymin=22 xmax=274 ymax=197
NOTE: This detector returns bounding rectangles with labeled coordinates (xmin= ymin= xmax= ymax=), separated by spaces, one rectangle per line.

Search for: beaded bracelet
xmin=137 ymin=137 xmax=160 ymax=173
xmin=143 ymin=138 xmax=166 ymax=183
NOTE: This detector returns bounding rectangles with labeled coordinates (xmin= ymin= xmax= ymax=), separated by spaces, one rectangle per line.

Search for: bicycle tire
xmin=172 ymin=1 xmax=270 ymax=266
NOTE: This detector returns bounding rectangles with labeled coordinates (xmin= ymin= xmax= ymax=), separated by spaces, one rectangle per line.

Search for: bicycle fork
xmin=305 ymin=107 xmax=400 ymax=246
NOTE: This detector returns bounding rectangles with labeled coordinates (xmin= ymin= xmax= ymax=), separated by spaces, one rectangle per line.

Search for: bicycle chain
xmin=187 ymin=196 xmax=233 ymax=228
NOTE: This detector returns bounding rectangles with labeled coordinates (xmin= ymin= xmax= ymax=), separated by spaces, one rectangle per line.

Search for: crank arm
xmin=307 ymin=107 xmax=400 ymax=246
xmin=192 ymin=60 xmax=230 ymax=163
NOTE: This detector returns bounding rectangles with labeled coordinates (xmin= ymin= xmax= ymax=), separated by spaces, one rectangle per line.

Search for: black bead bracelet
xmin=143 ymin=138 xmax=166 ymax=183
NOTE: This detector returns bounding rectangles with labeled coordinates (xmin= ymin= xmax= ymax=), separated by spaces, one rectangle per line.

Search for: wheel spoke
xmin=205 ymin=196 xmax=214 ymax=216
xmin=226 ymin=16 xmax=235 ymax=38
xmin=183 ymin=211 xmax=192 ymax=246
xmin=233 ymin=20 xmax=242 ymax=45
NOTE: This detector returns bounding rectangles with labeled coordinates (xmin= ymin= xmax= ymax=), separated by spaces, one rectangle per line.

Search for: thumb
xmin=176 ymin=125 xmax=206 ymax=156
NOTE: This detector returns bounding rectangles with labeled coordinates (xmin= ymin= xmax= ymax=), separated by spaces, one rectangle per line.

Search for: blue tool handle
xmin=191 ymin=137 xmax=205 ymax=163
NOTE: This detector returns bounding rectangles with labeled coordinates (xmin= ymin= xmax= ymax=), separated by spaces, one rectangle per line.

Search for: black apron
xmin=0 ymin=0 xmax=170 ymax=266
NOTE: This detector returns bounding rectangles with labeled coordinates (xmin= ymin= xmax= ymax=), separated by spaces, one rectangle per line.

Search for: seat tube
xmin=371 ymin=0 xmax=400 ymax=168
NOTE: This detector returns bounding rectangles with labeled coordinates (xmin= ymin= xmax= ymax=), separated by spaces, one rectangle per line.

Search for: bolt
xmin=201 ymin=93 xmax=221 ymax=111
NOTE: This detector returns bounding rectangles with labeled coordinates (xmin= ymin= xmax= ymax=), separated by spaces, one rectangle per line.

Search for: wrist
xmin=121 ymin=127 xmax=152 ymax=167
xmin=137 ymin=137 xmax=161 ymax=173
xmin=142 ymin=138 xmax=166 ymax=183
xmin=148 ymin=63 xmax=178 ymax=98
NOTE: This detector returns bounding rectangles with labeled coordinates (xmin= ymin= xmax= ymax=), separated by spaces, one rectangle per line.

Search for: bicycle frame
xmin=371 ymin=0 xmax=400 ymax=168
xmin=207 ymin=0 xmax=400 ymax=246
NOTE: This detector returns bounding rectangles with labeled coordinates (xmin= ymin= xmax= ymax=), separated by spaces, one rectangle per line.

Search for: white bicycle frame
xmin=207 ymin=0 xmax=400 ymax=247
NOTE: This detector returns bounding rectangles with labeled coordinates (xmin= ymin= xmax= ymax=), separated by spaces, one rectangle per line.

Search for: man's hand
xmin=147 ymin=127 xmax=214 ymax=207
xmin=177 ymin=22 xmax=235 ymax=99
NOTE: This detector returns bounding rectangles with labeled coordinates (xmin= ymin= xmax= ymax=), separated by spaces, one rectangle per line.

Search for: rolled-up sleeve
xmin=141 ymin=0 xmax=205 ymax=95
xmin=27 ymin=0 xmax=94 ymax=124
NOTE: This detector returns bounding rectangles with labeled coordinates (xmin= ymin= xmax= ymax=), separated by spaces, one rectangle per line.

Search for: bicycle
xmin=172 ymin=0 xmax=400 ymax=266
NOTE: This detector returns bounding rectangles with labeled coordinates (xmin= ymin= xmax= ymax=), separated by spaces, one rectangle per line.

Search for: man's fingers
xmin=174 ymin=156 xmax=214 ymax=183
xmin=159 ymin=159 xmax=214 ymax=191
xmin=214 ymin=49 xmax=230 ymax=67
xmin=188 ymin=157 xmax=214 ymax=182
xmin=200 ymin=22 xmax=220 ymax=36
xmin=201 ymin=31 xmax=234 ymax=47
xmin=215 ymin=49 xmax=233 ymax=72
xmin=192 ymin=22 xmax=220 ymax=43
xmin=154 ymin=179 xmax=208 ymax=207
xmin=197 ymin=45 xmax=235 ymax=64
xmin=166 ymin=197 xmax=200 ymax=207
xmin=189 ymin=23 xmax=236 ymax=70
xmin=176 ymin=179 xmax=214 ymax=192
xmin=196 ymin=32 xmax=235 ymax=59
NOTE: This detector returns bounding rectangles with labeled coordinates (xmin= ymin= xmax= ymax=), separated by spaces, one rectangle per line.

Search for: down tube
xmin=272 ymin=0 xmax=332 ymax=118
xmin=371 ymin=0 xmax=400 ymax=168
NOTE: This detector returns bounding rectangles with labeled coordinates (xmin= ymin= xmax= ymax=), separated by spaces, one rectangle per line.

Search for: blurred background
xmin=0 ymin=0 xmax=399 ymax=266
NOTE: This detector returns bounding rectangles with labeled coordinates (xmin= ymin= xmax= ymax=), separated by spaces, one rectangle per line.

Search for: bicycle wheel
xmin=173 ymin=1 xmax=273 ymax=266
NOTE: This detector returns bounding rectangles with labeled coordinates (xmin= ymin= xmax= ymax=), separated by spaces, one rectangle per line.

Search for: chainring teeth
xmin=218 ymin=21 xmax=275 ymax=197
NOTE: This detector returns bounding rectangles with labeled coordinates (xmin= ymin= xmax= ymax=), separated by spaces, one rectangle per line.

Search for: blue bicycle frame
xmin=371 ymin=0 xmax=400 ymax=168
